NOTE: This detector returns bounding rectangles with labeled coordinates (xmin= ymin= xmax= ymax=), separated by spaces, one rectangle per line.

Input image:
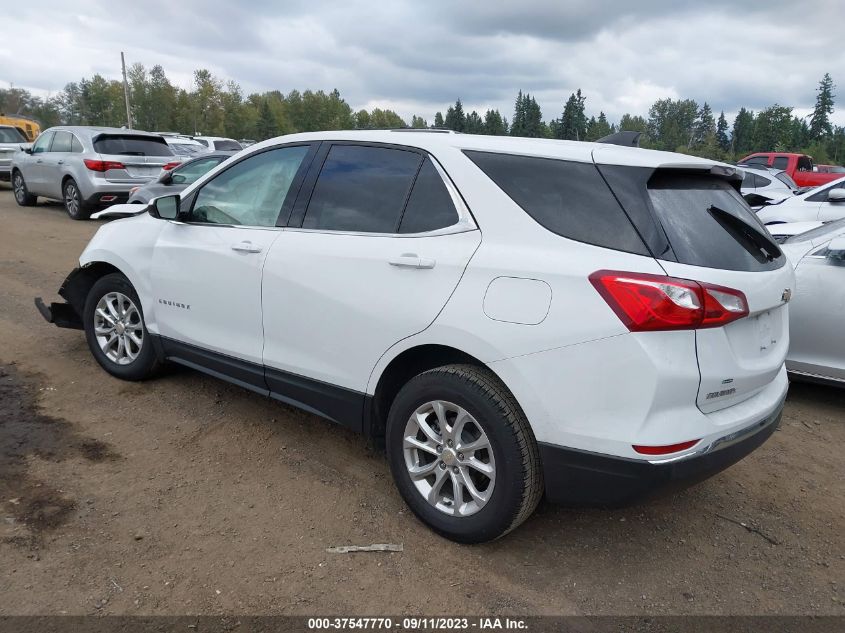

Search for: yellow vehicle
xmin=0 ymin=114 xmax=41 ymax=141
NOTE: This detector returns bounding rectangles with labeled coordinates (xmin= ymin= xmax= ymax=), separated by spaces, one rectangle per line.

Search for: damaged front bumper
xmin=34 ymin=297 xmax=83 ymax=329
xmin=34 ymin=266 xmax=96 ymax=331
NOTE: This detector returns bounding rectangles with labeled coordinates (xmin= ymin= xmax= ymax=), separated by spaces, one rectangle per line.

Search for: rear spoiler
xmin=597 ymin=131 xmax=641 ymax=148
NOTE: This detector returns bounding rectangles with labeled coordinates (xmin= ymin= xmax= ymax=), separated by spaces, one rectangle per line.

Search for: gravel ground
xmin=0 ymin=190 xmax=842 ymax=616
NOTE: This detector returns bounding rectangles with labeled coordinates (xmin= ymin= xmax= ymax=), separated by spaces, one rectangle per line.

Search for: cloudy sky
xmin=3 ymin=0 xmax=845 ymax=126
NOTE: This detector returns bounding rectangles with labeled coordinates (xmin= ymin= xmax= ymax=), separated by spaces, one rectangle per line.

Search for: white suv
xmin=36 ymin=130 xmax=793 ymax=543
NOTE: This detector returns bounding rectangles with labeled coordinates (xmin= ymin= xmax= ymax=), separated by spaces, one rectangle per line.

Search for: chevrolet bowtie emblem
xmin=781 ymin=289 xmax=792 ymax=303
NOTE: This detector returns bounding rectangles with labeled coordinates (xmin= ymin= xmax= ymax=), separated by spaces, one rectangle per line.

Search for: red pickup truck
xmin=737 ymin=152 xmax=843 ymax=188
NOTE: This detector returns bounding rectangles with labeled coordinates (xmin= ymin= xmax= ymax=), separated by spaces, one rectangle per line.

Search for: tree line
xmin=1 ymin=65 xmax=842 ymax=164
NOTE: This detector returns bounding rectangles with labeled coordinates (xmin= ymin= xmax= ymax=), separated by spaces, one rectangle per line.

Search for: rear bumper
xmin=539 ymin=398 xmax=784 ymax=506
xmin=83 ymin=191 xmax=130 ymax=206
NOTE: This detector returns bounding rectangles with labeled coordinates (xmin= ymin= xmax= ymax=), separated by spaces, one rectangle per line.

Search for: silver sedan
xmin=780 ymin=219 xmax=845 ymax=385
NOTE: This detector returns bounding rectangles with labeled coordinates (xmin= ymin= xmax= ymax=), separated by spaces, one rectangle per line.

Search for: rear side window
xmin=50 ymin=131 xmax=72 ymax=152
xmin=303 ymin=145 xmax=422 ymax=233
xmin=399 ymin=158 xmax=459 ymax=233
xmin=772 ymin=156 xmax=789 ymax=170
xmin=71 ymin=135 xmax=83 ymax=153
xmin=93 ymin=134 xmax=173 ymax=157
xmin=647 ymin=174 xmax=783 ymax=271
xmin=465 ymin=151 xmax=648 ymax=254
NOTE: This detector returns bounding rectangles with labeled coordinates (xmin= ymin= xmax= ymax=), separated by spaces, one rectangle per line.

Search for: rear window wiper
xmin=708 ymin=205 xmax=781 ymax=263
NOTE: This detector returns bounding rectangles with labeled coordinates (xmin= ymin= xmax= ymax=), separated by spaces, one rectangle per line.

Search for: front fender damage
xmin=34 ymin=265 xmax=103 ymax=330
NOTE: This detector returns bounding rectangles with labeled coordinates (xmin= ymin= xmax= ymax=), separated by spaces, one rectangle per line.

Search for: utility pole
xmin=121 ymin=52 xmax=132 ymax=129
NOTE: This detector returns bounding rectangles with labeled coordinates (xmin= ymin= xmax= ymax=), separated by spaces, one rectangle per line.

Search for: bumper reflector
xmin=633 ymin=439 xmax=700 ymax=456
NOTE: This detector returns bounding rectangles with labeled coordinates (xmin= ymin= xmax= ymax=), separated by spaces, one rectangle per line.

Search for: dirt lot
xmin=0 ymin=190 xmax=843 ymax=617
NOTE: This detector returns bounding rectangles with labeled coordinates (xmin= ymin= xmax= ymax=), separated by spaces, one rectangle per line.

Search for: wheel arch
xmin=365 ymin=343 xmax=506 ymax=438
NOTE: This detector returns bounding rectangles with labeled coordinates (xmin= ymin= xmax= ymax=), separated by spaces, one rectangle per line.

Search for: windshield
xmin=785 ymin=218 xmax=845 ymax=243
xmin=93 ymin=134 xmax=173 ymax=157
xmin=774 ymin=172 xmax=798 ymax=190
xmin=214 ymin=140 xmax=242 ymax=151
xmin=0 ymin=127 xmax=27 ymax=143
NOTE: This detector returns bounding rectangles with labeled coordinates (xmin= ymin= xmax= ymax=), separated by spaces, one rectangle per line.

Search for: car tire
xmin=83 ymin=273 xmax=161 ymax=381
xmin=12 ymin=170 xmax=37 ymax=206
xmin=63 ymin=178 xmax=91 ymax=220
xmin=386 ymin=364 xmax=542 ymax=543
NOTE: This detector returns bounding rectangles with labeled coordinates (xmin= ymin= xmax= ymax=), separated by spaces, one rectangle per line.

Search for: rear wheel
xmin=83 ymin=273 xmax=160 ymax=381
xmin=63 ymin=178 xmax=90 ymax=220
xmin=386 ymin=364 xmax=542 ymax=543
xmin=12 ymin=171 xmax=37 ymax=206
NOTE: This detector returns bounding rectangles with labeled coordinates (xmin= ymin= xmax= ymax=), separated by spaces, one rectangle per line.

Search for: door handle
xmin=57 ymin=160 xmax=64 ymax=165
xmin=388 ymin=253 xmax=436 ymax=269
xmin=231 ymin=241 xmax=262 ymax=253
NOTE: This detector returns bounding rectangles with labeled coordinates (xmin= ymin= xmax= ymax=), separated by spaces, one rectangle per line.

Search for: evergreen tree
xmin=483 ymin=109 xmax=507 ymax=135
xmin=433 ymin=111 xmax=444 ymax=128
xmin=465 ymin=110 xmax=484 ymax=134
xmin=752 ymin=104 xmax=794 ymax=151
xmin=809 ymin=73 xmax=835 ymax=140
xmin=585 ymin=111 xmax=612 ymax=141
xmin=410 ymin=115 xmax=427 ymax=128
xmin=555 ymin=89 xmax=587 ymax=140
xmin=256 ymin=99 xmax=277 ymax=139
xmin=510 ymin=90 xmax=526 ymax=136
xmin=693 ymin=102 xmax=716 ymax=147
xmin=732 ymin=107 xmax=755 ymax=155
xmin=444 ymin=99 xmax=466 ymax=132
xmin=716 ymin=111 xmax=730 ymax=152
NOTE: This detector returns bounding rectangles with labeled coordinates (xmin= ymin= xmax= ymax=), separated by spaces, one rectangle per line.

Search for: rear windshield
xmin=93 ymin=134 xmax=173 ymax=157
xmin=214 ymin=140 xmax=242 ymax=151
xmin=0 ymin=127 xmax=27 ymax=143
xmin=774 ymin=172 xmax=798 ymax=189
xmin=647 ymin=174 xmax=784 ymax=271
xmin=464 ymin=151 xmax=648 ymax=255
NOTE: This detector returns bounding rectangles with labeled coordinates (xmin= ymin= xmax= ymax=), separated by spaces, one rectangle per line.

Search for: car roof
xmin=244 ymin=129 xmax=730 ymax=170
xmin=45 ymin=126 xmax=164 ymax=139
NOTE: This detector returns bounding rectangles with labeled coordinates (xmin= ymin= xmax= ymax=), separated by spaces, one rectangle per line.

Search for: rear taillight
xmin=162 ymin=161 xmax=181 ymax=171
xmin=589 ymin=270 xmax=749 ymax=332
xmin=84 ymin=159 xmax=125 ymax=172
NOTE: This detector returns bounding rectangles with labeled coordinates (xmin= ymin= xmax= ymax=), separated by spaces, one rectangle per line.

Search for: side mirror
xmin=826 ymin=237 xmax=845 ymax=261
xmin=827 ymin=188 xmax=845 ymax=202
xmin=148 ymin=194 xmax=180 ymax=220
xmin=22 ymin=146 xmax=32 ymax=154
xmin=157 ymin=170 xmax=173 ymax=184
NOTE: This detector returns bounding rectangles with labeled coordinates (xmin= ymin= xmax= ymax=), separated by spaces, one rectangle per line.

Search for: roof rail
xmin=597 ymin=131 xmax=641 ymax=148
xmin=390 ymin=128 xmax=457 ymax=134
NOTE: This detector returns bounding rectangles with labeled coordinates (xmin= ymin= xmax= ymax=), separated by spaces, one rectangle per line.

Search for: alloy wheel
xmin=13 ymin=174 xmax=25 ymax=204
xmin=64 ymin=182 xmax=80 ymax=216
xmin=93 ymin=292 xmax=144 ymax=365
xmin=402 ymin=400 xmax=496 ymax=517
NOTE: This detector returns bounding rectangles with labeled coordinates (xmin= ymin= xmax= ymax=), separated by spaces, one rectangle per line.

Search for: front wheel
xmin=83 ymin=273 xmax=160 ymax=381
xmin=12 ymin=171 xmax=37 ymax=206
xmin=63 ymin=178 xmax=90 ymax=220
xmin=386 ymin=364 xmax=542 ymax=543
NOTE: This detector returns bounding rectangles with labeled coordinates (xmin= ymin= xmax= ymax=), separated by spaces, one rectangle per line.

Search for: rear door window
xmin=93 ymin=135 xmax=173 ymax=157
xmin=465 ymin=151 xmax=648 ymax=254
xmin=647 ymin=173 xmax=783 ymax=271
xmin=772 ymin=156 xmax=789 ymax=170
xmin=50 ymin=131 xmax=73 ymax=153
xmin=303 ymin=145 xmax=422 ymax=233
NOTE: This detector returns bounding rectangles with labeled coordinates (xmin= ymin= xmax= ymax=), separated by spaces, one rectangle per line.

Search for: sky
xmin=3 ymin=0 xmax=845 ymax=126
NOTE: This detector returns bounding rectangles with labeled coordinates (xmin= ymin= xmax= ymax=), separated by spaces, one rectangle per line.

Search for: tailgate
xmin=658 ymin=262 xmax=793 ymax=412
xmin=102 ymin=155 xmax=170 ymax=183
